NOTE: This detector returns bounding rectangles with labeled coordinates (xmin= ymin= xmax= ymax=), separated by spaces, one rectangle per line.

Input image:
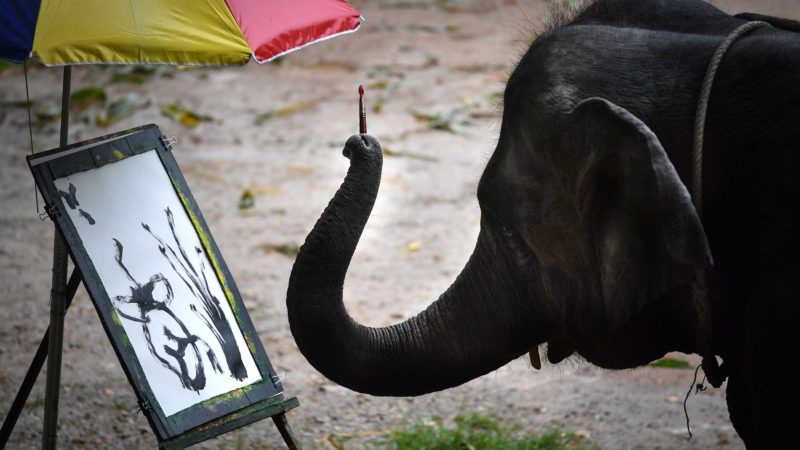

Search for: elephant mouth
xmin=527 ymin=337 xmax=575 ymax=370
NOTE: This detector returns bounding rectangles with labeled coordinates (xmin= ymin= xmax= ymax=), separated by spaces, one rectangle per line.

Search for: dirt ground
xmin=1 ymin=1 xmax=798 ymax=448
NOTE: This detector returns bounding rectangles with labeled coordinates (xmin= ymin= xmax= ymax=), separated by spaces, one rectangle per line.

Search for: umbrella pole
xmin=41 ymin=65 xmax=71 ymax=450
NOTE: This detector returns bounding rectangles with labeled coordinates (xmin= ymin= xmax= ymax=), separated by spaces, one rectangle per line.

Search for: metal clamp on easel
xmin=160 ymin=135 xmax=177 ymax=152
xmin=38 ymin=203 xmax=60 ymax=222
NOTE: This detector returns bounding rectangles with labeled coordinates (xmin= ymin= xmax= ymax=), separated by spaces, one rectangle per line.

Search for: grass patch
xmin=649 ymin=358 xmax=691 ymax=369
xmin=332 ymin=414 xmax=596 ymax=450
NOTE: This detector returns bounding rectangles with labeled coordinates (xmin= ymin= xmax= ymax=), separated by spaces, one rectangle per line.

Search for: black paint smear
xmin=79 ymin=209 xmax=95 ymax=225
xmin=58 ymin=183 xmax=79 ymax=208
xmin=142 ymin=208 xmax=248 ymax=381
xmin=111 ymin=239 xmax=222 ymax=392
xmin=57 ymin=182 xmax=96 ymax=226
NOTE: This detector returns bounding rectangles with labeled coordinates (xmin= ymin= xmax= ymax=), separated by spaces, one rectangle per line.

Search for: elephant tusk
xmin=529 ymin=345 xmax=542 ymax=370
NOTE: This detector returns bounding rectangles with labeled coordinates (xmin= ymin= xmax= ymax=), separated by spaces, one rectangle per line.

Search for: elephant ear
xmin=570 ymin=97 xmax=712 ymax=331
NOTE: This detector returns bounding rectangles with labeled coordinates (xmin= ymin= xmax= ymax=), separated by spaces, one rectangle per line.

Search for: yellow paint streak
xmin=196 ymin=384 xmax=255 ymax=421
xmin=169 ymin=176 xmax=239 ymax=315
xmin=111 ymin=309 xmax=122 ymax=326
xmin=110 ymin=310 xmax=132 ymax=348
xmin=244 ymin=334 xmax=257 ymax=353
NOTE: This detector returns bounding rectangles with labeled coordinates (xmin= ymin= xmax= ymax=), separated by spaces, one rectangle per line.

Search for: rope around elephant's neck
xmin=691 ymin=20 xmax=769 ymax=389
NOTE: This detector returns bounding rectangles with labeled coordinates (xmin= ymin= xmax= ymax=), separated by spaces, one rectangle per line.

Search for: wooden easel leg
xmin=41 ymin=232 xmax=69 ymax=449
xmin=272 ymin=413 xmax=302 ymax=450
xmin=0 ymin=270 xmax=81 ymax=448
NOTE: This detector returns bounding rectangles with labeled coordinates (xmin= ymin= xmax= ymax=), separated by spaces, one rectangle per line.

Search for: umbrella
xmin=1 ymin=0 xmax=362 ymax=65
xmin=0 ymin=0 xmax=362 ymax=447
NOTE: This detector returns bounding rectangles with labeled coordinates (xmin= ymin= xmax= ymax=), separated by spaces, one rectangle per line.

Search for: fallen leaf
xmin=96 ymin=94 xmax=146 ymax=127
xmin=109 ymin=66 xmax=158 ymax=84
xmin=407 ymin=241 xmax=422 ymax=252
xmin=35 ymin=103 xmax=61 ymax=122
xmin=69 ymin=87 xmax=106 ymax=110
xmin=238 ymin=190 xmax=255 ymax=210
xmin=161 ymin=103 xmax=213 ymax=128
xmin=262 ymin=244 xmax=300 ymax=257
xmin=254 ymin=101 xmax=317 ymax=125
xmin=368 ymin=80 xmax=389 ymax=90
xmin=409 ymin=108 xmax=471 ymax=133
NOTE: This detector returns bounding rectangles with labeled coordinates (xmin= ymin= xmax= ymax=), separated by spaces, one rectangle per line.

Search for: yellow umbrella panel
xmin=32 ymin=0 xmax=252 ymax=66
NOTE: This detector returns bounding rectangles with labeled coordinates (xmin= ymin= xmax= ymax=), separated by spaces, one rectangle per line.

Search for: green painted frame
xmin=27 ymin=124 xmax=298 ymax=444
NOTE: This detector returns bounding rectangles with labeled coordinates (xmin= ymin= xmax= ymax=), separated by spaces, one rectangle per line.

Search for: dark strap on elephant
xmin=692 ymin=20 xmax=769 ymax=388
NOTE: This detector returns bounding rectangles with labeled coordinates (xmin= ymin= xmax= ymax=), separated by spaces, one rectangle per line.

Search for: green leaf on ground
xmin=254 ymin=101 xmax=317 ymax=125
xmin=238 ymin=189 xmax=255 ymax=210
xmin=162 ymin=103 xmax=213 ymax=127
xmin=368 ymin=80 xmax=389 ymax=90
xmin=262 ymin=244 xmax=300 ymax=257
xmin=649 ymin=358 xmax=691 ymax=369
xmin=109 ymin=66 xmax=158 ymax=84
xmin=35 ymin=103 xmax=61 ymax=122
xmin=70 ymin=87 xmax=107 ymax=110
xmin=96 ymin=94 xmax=146 ymax=127
xmin=409 ymin=108 xmax=472 ymax=134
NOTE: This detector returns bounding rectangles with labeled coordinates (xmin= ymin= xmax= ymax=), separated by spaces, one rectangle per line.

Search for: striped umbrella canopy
xmin=0 ymin=0 xmax=362 ymax=66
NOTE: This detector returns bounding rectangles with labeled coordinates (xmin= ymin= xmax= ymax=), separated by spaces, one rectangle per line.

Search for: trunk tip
xmin=343 ymin=134 xmax=381 ymax=160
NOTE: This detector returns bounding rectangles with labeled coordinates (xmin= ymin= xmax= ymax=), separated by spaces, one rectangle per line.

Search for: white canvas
xmin=54 ymin=150 xmax=261 ymax=416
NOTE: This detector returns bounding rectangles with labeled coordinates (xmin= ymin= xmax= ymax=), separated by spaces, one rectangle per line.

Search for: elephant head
xmin=286 ymin=95 xmax=712 ymax=395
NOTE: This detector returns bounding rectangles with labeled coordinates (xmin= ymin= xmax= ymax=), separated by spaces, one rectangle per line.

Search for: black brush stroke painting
xmin=141 ymin=208 xmax=248 ymax=381
xmin=111 ymin=239 xmax=223 ymax=392
xmin=111 ymin=207 xmax=248 ymax=393
xmin=58 ymin=182 xmax=95 ymax=225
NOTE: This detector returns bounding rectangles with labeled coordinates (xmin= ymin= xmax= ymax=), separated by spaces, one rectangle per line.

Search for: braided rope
xmin=692 ymin=21 xmax=769 ymax=388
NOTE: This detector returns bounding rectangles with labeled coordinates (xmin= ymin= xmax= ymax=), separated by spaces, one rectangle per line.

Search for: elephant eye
xmin=501 ymin=225 xmax=534 ymax=266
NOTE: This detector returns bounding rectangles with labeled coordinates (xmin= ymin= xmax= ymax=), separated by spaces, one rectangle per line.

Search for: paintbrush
xmin=359 ymin=84 xmax=367 ymax=134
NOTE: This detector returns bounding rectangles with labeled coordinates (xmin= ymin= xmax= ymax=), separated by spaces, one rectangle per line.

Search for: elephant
xmin=286 ymin=0 xmax=800 ymax=447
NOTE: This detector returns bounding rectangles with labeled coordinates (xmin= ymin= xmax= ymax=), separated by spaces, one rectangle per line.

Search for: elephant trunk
xmin=287 ymin=135 xmax=544 ymax=396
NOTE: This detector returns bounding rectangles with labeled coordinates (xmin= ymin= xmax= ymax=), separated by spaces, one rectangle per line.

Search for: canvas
xmin=54 ymin=150 xmax=261 ymax=415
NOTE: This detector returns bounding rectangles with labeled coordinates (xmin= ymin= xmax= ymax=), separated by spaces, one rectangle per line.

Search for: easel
xmin=0 ymin=67 xmax=301 ymax=449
